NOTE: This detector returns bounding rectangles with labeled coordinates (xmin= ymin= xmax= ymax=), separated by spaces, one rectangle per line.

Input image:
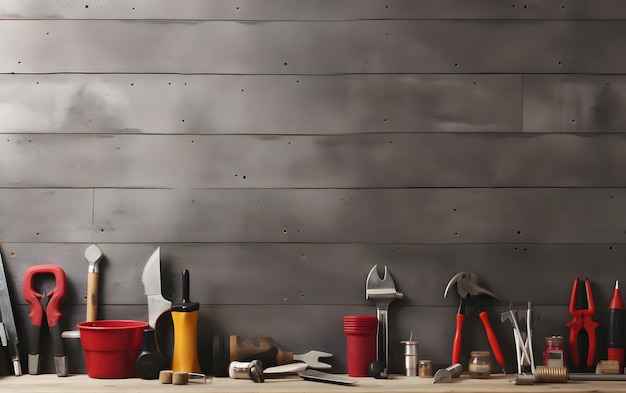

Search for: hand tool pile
xmin=4 ymin=242 xmax=626 ymax=389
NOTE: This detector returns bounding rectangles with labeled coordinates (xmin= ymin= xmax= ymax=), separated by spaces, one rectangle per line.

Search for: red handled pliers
xmin=23 ymin=264 xmax=68 ymax=377
xmin=444 ymin=272 xmax=506 ymax=373
xmin=565 ymin=277 xmax=598 ymax=372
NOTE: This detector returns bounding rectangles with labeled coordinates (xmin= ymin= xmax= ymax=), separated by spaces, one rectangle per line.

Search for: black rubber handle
xmin=49 ymin=325 xmax=65 ymax=358
xmin=29 ymin=325 xmax=40 ymax=355
xmin=182 ymin=269 xmax=190 ymax=303
xmin=609 ymin=308 xmax=625 ymax=348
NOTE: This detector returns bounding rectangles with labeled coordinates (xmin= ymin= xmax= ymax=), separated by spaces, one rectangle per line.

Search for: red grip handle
xmin=479 ymin=311 xmax=505 ymax=368
xmin=24 ymin=292 xmax=44 ymax=326
xmin=452 ymin=313 xmax=465 ymax=364
xmin=586 ymin=327 xmax=597 ymax=367
xmin=569 ymin=326 xmax=581 ymax=366
xmin=607 ymin=348 xmax=624 ymax=370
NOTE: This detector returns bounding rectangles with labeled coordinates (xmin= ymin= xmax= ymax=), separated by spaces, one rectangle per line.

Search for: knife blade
xmin=142 ymin=247 xmax=172 ymax=328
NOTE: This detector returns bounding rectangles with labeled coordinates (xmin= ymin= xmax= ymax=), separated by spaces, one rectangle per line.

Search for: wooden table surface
xmin=2 ymin=374 xmax=626 ymax=393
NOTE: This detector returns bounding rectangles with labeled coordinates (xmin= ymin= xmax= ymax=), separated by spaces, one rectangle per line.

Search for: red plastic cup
xmin=344 ymin=315 xmax=377 ymax=377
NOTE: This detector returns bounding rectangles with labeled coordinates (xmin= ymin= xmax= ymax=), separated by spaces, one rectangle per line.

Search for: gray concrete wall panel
xmin=0 ymin=74 xmax=521 ymax=134
xmin=2 ymin=20 xmax=626 ymax=74
xmin=2 ymin=0 xmax=626 ymax=20
xmin=2 ymin=243 xmax=622 ymax=307
xmin=0 ymin=190 xmax=92 ymax=242
xmin=524 ymin=74 xmax=626 ymax=132
xmin=6 ymin=133 xmax=626 ymax=188
xmin=91 ymin=188 xmax=626 ymax=244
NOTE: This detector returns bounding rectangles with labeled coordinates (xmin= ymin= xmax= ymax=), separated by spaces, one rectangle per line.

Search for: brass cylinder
xmin=534 ymin=366 xmax=569 ymax=383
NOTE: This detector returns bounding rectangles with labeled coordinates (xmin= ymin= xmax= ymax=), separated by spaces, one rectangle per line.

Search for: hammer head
xmin=444 ymin=271 xmax=502 ymax=302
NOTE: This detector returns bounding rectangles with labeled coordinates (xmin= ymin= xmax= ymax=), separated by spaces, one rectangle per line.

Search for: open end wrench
xmin=366 ymin=265 xmax=403 ymax=377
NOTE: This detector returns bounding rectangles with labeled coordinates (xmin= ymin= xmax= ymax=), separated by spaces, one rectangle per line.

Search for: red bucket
xmin=78 ymin=320 xmax=149 ymax=378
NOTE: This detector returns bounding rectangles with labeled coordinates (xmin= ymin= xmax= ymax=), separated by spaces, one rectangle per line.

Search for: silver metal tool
xmin=0 ymin=248 xmax=22 ymax=375
xmin=521 ymin=301 xmax=535 ymax=372
xmin=501 ymin=302 xmax=535 ymax=374
xmin=293 ymin=350 xmax=333 ymax=369
xmin=433 ymin=363 xmax=463 ymax=383
xmin=142 ymin=247 xmax=172 ymax=328
xmin=365 ymin=264 xmax=403 ymax=376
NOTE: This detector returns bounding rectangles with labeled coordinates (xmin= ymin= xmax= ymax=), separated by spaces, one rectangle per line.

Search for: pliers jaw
xmin=566 ymin=277 xmax=598 ymax=372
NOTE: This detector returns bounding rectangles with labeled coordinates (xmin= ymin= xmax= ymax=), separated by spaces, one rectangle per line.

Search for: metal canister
xmin=418 ymin=360 xmax=433 ymax=377
xmin=401 ymin=340 xmax=419 ymax=376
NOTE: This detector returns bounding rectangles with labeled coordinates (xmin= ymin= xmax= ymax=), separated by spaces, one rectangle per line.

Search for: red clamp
xmin=23 ymin=264 xmax=66 ymax=328
xmin=565 ymin=277 xmax=598 ymax=372
xmin=23 ymin=264 xmax=68 ymax=376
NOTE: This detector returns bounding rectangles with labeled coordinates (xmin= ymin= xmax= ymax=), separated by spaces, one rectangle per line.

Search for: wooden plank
xmin=0 ymin=74 xmax=521 ymax=134
xmin=9 ymin=133 xmax=626 ymax=188
xmin=91 ymin=188 xmax=626 ymax=244
xmin=3 ymin=374 xmax=626 ymax=393
xmin=2 ymin=20 xmax=626 ymax=73
xmin=524 ymin=75 xmax=626 ymax=132
xmin=3 ymin=0 xmax=626 ymax=21
xmin=0 ymin=189 xmax=92 ymax=242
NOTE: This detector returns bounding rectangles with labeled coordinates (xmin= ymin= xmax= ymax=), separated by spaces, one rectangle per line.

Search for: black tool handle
xmin=182 ymin=269 xmax=190 ymax=303
xmin=49 ymin=325 xmax=65 ymax=358
xmin=609 ymin=308 xmax=625 ymax=347
xmin=172 ymin=269 xmax=198 ymax=312
xmin=29 ymin=325 xmax=41 ymax=356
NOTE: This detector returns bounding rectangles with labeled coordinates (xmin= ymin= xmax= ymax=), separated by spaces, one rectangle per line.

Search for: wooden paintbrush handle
xmin=86 ymin=272 xmax=98 ymax=322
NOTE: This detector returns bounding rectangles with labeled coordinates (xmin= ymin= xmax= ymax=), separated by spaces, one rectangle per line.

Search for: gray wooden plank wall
xmin=0 ymin=0 xmax=625 ymax=376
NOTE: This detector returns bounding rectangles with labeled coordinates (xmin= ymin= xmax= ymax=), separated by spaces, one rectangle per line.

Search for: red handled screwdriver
xmin=608 ymin=280 xmax=625 ymax=372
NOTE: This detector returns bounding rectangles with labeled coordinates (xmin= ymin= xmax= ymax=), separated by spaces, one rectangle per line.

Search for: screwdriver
xmin=171 ymin=269 xmax=201 ymax=373
xmin=608 ymin=280 xmax=625 ymax=372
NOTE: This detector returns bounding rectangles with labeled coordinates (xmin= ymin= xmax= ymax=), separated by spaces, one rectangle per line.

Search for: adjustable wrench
xmin=365 ymin=265 xmax=403 ymax=377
